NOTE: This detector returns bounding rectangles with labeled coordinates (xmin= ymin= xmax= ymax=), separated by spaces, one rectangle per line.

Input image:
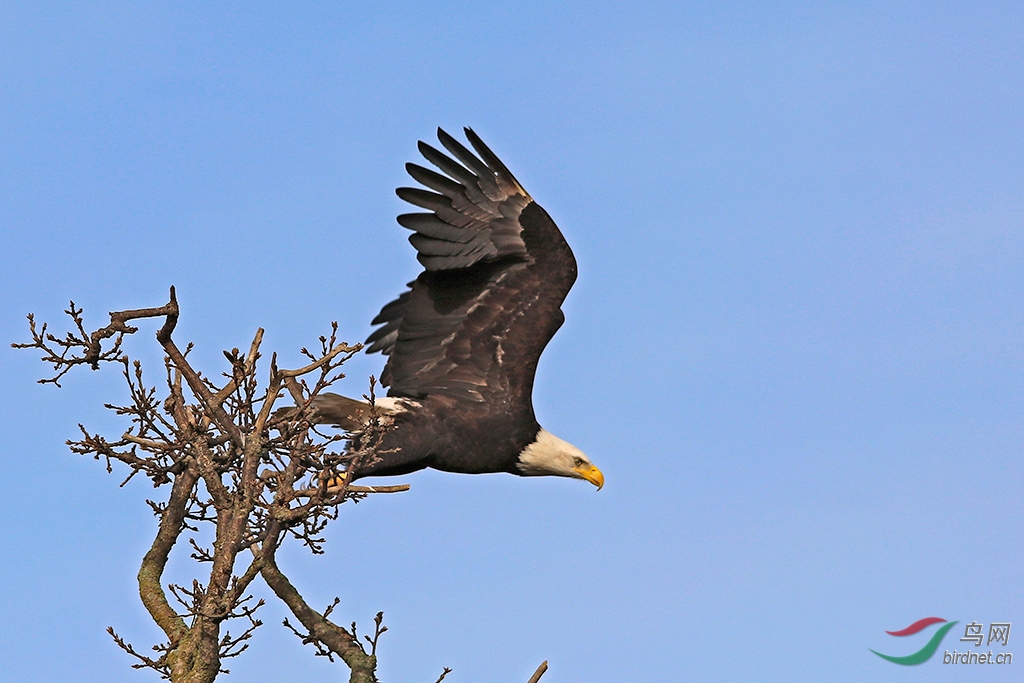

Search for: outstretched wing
xmin=366 ymin=128 xmax=577 ymax=405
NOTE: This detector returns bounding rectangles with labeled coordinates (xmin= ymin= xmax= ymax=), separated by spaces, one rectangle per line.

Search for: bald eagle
xmin=311 ymin=128 xmax=603 ymax=489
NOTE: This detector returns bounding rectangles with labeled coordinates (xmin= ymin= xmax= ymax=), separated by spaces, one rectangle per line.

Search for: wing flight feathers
xmin=395 ymin=128 xmax=531 ymax=271
xmin=464 ymin=127 xmax=530 ymax=199
xmin=366 ymin=129 xmax=576 ymax=403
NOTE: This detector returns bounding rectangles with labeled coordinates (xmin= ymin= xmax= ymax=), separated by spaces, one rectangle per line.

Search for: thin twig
xmin=294 ymin=484 xmax=410 ymax=497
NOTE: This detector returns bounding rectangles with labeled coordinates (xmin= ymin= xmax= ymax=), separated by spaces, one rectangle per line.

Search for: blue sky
xmin=2 ymin=3 xmax=1022 ymax=681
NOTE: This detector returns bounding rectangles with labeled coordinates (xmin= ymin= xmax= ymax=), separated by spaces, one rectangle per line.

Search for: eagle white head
xmin=516 ymin=429 xmax=604 ymax=489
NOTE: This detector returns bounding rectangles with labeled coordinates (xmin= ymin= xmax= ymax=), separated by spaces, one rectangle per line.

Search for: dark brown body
xmin=352 ymin=395 xmax=538 ymax=478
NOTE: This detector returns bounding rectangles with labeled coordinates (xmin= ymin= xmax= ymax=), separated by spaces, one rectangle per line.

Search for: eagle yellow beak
xmin=574 ymin=464 xmax=605 ymax=490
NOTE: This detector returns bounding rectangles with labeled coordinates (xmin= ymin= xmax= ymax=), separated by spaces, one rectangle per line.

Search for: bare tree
xmin=15 ymin=288 xmax=550 ymax=683
xmin=14 ymin=287 xmax=395 ymax=682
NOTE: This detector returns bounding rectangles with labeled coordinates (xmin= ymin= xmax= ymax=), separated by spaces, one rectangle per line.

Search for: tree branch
xmin=526 ymin=660 xmax=549 ymax=683
xmin=139 ymin=467 xmax=197 ymax=646
xmin=259 ymin=522 xmax=379 ymax=683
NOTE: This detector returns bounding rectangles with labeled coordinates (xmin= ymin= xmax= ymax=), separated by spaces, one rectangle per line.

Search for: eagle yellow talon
xmin=319 ymin=471 xmax=348 ymax=489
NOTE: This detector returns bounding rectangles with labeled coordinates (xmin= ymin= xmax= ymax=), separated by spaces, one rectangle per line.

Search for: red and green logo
xmin=871 ymin=617 xmax=958 ymax=665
